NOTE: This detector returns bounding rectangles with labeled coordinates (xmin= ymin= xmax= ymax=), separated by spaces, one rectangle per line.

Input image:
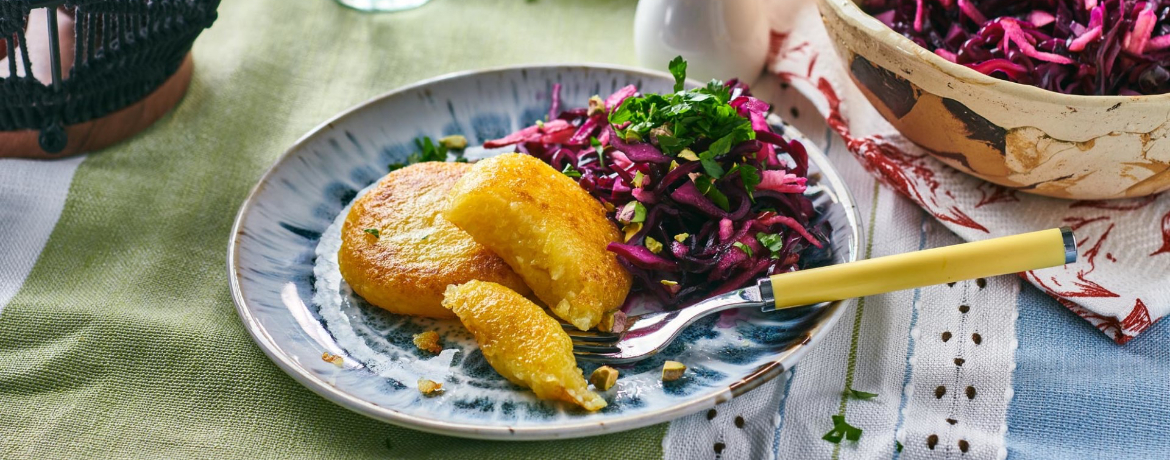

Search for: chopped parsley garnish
xmin=822 ymin=415 xmax=862 ymax=444
xmin=756 ymin=233 xmax=784 ymax=258
xmin=694 ymin=176 xmax=730 ymax=211
xmin=364 ymin=228 xmax=380 ymax=238
xmin=590 ymin=136 xmax=605 ymax=162
xmin=389 ymin=135 xmax=466 ymax=170
xmin=608 ymin=61 xmax=751 ymax=158
xmin=562 ymin=163 xmax=583 ymax=178
xmin=732 ymin=242 xmax=753 ymax=257
xmin=847 ymin=388 xmax=879 ymax=400
xmin=669 ymin=55 xmax=687 ymax=92
xmin=896 ymin=441 xmax=903 ymax=452
xmin=729 ymin=163 xmax=761 ymax=196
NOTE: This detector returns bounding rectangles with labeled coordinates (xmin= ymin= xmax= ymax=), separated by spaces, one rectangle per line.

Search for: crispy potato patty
xmin=442 ymin=281 xmax=606 ymax=411
xmin=338 ymin=162 xmax=529 ymax=318
xmin=443 ymin=153 xmax=632 ymax=330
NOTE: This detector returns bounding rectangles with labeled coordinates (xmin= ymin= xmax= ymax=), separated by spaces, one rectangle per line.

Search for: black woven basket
xmin=0 ymin=0 xmax=219 ymax=156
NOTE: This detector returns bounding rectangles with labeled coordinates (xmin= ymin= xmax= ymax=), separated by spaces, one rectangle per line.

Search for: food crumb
xmin=438 ymin=134 xmax=468 ymax=150
xmin=662 ymin=361 xmax=686 ymax=381
xmin=418 ymin=379 xmax=443 ymax=396
xmin=321 ymin=352 xmax=344 ymax=367
xmin=590 ymin=366 xmax=619 ymax=391
xmin=598 ymin=310 xmax=627 ymax=333
xmin=412 ymin=331 xmax=443 ymax=354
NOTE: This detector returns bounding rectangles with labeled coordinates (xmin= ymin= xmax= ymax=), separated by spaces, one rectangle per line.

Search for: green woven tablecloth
xmin=0 ymin=0 xmax=669 ymax=457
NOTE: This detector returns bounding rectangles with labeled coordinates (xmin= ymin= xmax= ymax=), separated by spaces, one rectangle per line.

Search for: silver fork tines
xmin=562 ymin=286 xmax=769 ymax=364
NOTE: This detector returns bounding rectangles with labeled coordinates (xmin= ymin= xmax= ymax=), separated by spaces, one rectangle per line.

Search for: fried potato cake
xmin=442 ymin=280 xmax=606 ymax=411
xmin=338 ymin=162 xmax=530 ymax=318
xmin=443 ymin=153 xmax=632 ymax=330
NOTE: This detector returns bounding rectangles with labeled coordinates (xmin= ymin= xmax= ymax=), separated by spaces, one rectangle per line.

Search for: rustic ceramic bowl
xmin=816 ymin=0 xmax=1170 ymax=200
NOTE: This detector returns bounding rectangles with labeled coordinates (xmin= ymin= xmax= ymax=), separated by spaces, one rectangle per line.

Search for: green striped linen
xmin=0 ymin=0 xmax=668 ymax=458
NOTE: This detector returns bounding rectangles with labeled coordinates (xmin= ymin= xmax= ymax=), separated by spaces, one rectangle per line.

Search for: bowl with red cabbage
xmin=817 ymin=0 xmax=1170 ymax=199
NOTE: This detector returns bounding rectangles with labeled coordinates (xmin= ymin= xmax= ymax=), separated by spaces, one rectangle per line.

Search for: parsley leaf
xmin=700 ymin=156 xmax=725 ymax=179
xmin=562 ymin=163 xmax=582 ymax=179
xmin=668 ymin=55 xmax=687 ymax=93
xmin=733 ymin=242 xmax=753 ymax=257
xmin=364 ymin=228 xmax=380 ymax=238
xmin=822 ymin=415 xmax=863 ymax=444
xmin=729 ymin=163 xmax=760 ymax=196
xmin=589 ymin=136 xmax=606 ymax=165
xmin=755 ymin=232 xmax=784 ymax=258
xmin=847 ymin=388 xmax=879 ymax=400
xmin=896 ymin=441 xmax=903 ymax=452
xmin=694 ymin=176 xmax=730 ymax=211
xmin=389 ymin=136 xmax=448 ymax=171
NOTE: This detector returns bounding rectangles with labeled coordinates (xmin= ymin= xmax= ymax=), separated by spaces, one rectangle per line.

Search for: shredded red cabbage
xmin=864 ymin=0 xmax=1170 ymax=95
xmin=484 ymin=67 xmax=824 ymax=307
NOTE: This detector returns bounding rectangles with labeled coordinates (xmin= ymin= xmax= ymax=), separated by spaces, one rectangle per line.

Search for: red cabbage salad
xmin=483 ymin=58 xmax=826 ymax=307
xmin=864 ymin=0 xmax=1170 ymax=95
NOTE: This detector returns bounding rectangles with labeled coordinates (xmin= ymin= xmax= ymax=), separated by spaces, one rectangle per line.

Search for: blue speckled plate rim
xmin=227 ymin=63 xmax=864 ymax=440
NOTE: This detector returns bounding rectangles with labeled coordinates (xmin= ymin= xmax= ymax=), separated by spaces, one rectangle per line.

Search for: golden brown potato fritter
xmin=443 ymin=153 xmax=632 ymax=330
xmin=442 ymin=280 xmax=606 ymax=411
xmin=338 ymin=162 xmax=530 ymax=318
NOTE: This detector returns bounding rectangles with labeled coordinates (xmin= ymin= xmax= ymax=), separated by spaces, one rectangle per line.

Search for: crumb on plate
xmin=590 ymin=366 xmax=619 ymax=391
xmin=418 ymin=379 xmax=443 ymax=396
xmin=413 ymin=331 xmax=443 ymax=354
xmin=662 ymin=361 xmax=686 ymax=381
xmin=321 ymin=352 xmax=344 ymax=368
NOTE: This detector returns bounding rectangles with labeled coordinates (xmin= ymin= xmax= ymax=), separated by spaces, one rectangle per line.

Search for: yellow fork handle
xmin=768 ymin=227 xmax=1077 ymax=309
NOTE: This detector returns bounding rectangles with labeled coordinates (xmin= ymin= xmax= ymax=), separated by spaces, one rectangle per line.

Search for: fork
xmin=567 ymin=227 xmax=1077 ymax=363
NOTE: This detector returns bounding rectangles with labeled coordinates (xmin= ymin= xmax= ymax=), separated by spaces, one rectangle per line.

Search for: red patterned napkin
xmin=767 ymin=2 xmax=1170 ymax=344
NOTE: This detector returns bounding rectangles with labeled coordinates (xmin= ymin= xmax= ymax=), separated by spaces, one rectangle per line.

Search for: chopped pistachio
xmin=321 ymin=352 xmax=344 ymax=368
xmin=660 ymin=280 xmax=678 ymax=286
xmin=599 ymin=310 xmax=627 ymax=333
xmin=412 ymin=331 xmax=443 ymax=354
xmin=622 ymin=223 xmax=642 ymax=242
xmin=649 ymin=124 xmax=673 ymax=142
xmin=633 ymin=170 xmax=645 ymax=188
xmin=662 ymin=361 xmax=687 ymax=381
xmin=438 ymin=134 xmax=468 ymax=150
xmin=624 ymin=130 xmax=642 ymax=142
xmin=587 ymin=95 xmax=606 ymax=116
xmin=535 ymin=119 xmax=545 ymax=128
xmin=645 ymin=236 xmax=664 ymax=254
xmin=617 ymin=201 xmax=642 ymax=224
xmin=669 ymin=160 xmax=679 ymax=171
xmin=631 ymin=202 xmax=647 ymax=223
xmin=678 ymin=149 xmax=700 ymax=162
xmin=417 ymin=379 xmax=443 ymax=396
xmin=673 ymin=233 xmax=690 ymax=243
xmin=590 ymin=366 xmax=620 ymax=391
xmin=603 ymin=201 xmax=616 ymax=212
